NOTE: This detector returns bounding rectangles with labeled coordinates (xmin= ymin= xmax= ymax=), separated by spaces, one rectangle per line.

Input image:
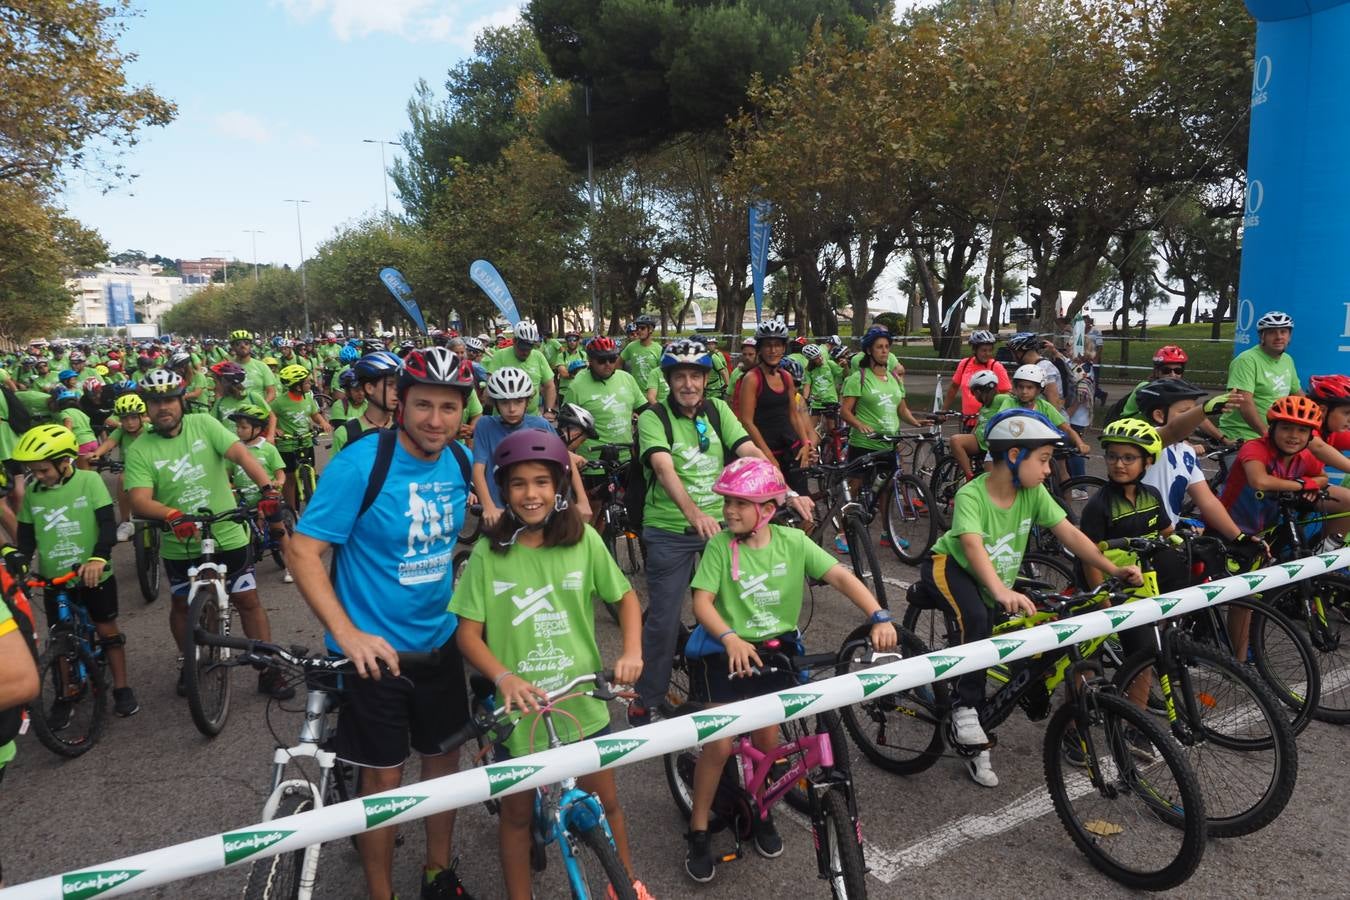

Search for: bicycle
xmin=580 ymin=443 xmax=645 ymax=580
xmin=240 ymin=492 xmax=297 ymax=571
xmin=663 ymin=639 xmax=869 ymax=899
xmin=811 ymin=403 xmax=848 ymax=468
xmin=130 ymin=515 xmax=162 ymax=603
xmin=24 ymin=569 xmax=110 ymax=758
xmin=855 ymin=581 xmax=1208 ymax=890
xmin=278 ymin=432 xmax=319 ymax=511
xmin=171 ymin=506 xmax=255 ymax=736
xmin=444 ymin=671 xmax=644 ymax=900
xmin=190 ymin=630 xmax=435 ymax=900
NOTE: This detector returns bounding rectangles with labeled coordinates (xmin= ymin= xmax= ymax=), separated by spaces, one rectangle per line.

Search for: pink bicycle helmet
xmin=712 ymin=457 xmax=788 ymax=505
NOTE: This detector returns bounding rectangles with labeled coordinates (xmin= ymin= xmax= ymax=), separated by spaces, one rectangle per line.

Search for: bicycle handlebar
xmin=438 ymin=671 xmax=629 ymax=753
xmin=191 ymin=628 xmax=439 ymax=670
xmin=25 ymin=569 xmax=80 ymax=590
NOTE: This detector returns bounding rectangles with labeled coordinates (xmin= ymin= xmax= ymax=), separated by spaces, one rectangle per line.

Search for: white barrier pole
xmin=5 ymin=548 xmax=1348 ymax=899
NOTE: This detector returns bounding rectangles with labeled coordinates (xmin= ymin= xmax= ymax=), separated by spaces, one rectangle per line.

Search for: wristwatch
xmin=869 ymin=610 xmax=894 ymax=625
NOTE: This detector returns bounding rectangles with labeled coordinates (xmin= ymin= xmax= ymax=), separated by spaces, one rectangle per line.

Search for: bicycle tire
xmin=1057 ymin=475 xmax=1105 ymax=525
xmin=1043 ymin=691 xmax=1206 ymax=891
xmin=185 ymin=587 xmax=234 ymax=737
xmin=575 ymin=823 xmax=637 ymax=900
xmin=819 ymin=786 xmax=868 ymax=900
xmin=844 ymin=512 xmax=887 ymax=609
xmin=835 ymin=623 xmax=946 ymax=775
xmin=134 ymin=522 xmax=160 ymax=603
xmin=1018 ymin=553 xmax=1078 ymax=595
xmin=30 ymin=635 xmax=107 ymax=758
xmin=1113 ymin=637 xmax=1298 ymax=838
xmin=1188 ymin=596 xmax=1319 ymax=737
xmin=242 ymin=788 xmax=315 ymax=900
xmin=882 ymin=474 xmax=934 ymax=566
xmin=910 ymin=438 xmax=938 ymax=486
xmin=269 ymin=506 xmax=297 ymax=570
xmin=325 ymin=760 xmax=364 ymax=851
xmin=295 ymin=463 xmax=317 ymax=512
xmin=928 ymin=456 xmax=964 ymax=529
xmin=1263 ymin=575 xmax=1350 ymax=723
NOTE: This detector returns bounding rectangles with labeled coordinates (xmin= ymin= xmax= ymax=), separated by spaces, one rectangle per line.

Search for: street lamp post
xmin=213 ymin=251 xmax=232 ymax=285
xmin=243 ymin=230 xmax=263 ymax=281
xmin=284 ymin=199 xmax=312 ymax=337
xmin=362 ymin=139 xmax=399 ymax=220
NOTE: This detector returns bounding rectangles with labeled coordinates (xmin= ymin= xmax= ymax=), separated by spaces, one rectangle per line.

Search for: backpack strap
xmin=357 ymin=428 xmax=399 ymax=518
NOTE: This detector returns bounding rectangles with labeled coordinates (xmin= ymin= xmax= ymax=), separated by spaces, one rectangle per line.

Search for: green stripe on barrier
xmin=4 ymin=547 xmax=1348 ymax=899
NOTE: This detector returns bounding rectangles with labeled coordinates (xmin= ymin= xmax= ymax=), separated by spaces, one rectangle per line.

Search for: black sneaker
xmin=685 ymin=830 xmax=715 ymax=883
xmin=1061 ymin=725 xmax=1087 ymax=768
xmin=421 ymin=858 xmax=473 ymax=899
xmin=626 ymin=703 xmax=652 ymax=728
xmin=753 ymin=812 xmax=783 ymax=859
xmin=1122 ymin=726 xmax=1158 ymax=762
xmin=47 ymin=699 xmax=73 ymax=731
xmin=176 ymin=665 xmax=187 ymax=698
xmin=113 ymin=687 xmax=140 ymax=718
xmin=257 ymin=669 xmax=296 ymax=701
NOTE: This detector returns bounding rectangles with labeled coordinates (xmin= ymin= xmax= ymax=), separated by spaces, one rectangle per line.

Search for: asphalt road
xmin=3 ymin=428 xmax=1345 ymax=900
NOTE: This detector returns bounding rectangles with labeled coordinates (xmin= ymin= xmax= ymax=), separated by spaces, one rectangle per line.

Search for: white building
xmin=67 ymin=264 xmax=207 ymax=327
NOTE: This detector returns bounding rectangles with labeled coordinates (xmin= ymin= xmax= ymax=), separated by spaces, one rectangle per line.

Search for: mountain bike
xmin=862 ymin=581 xmax=1208 ymax=890
xmin=1026 ymin=447 xmax=1105 ymax=557
xmin=811 ymin=403 xmax=848 ymax=468
xmin=581 ymin=443 xmax=644 ymax=578
xmin=174 ymin=506 xmax=254 ymax=737
xmin=279 ymin=433 xmax=319 ymax=512
xmin=131 ymin=516 xmax=161 ymax=603
xmin=190 ymin=630 xmax=436 ymax=900
xmin=664 ymin=639 xmax=869 ymax=899
xmin=25 ymin=570 xmax=109 ymax=758
xmin=444 ymin=672 xmax=644 ymax=900
xmin=241 ymin=493 xmax=296 ymax=571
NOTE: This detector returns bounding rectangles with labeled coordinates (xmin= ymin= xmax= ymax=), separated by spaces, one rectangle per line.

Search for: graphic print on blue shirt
xmin=297 ymin=433 xmax=469 ymax=652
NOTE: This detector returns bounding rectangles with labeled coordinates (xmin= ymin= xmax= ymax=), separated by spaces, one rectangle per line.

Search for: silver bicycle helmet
xmin=486 ymin=366 xmax=535 ymax=401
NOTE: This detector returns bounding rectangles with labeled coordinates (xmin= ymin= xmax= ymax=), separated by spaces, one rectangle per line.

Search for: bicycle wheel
xmin=1188 ymin=597 xmax=1319 ymax=737
xmin=269 ymin=507 xmax=297 ymax=570
xmin=1265 ymin=575 xmax=1350 ymax=723
xmin=134 ymin=522 xmax=160 ymax=603
xmin=185 ymin=587 xmax=234 ymax=737
xmin=242 ymin=788 xmax=315 ymax=900
xmin=928 ymin=457 xmax=964 ymax=529
xmin=30 ymin=634 xmax=107 ymax=758
xmin=1057 ymin=475 xmax=1105 ymax=525
xmin=575 ymin=823 xmax=637 ymax=900
xmin=295 ymin=463 xmax=317 ymax=512
xmin=882 ymin=474 xmax=934 ymax=566
xmin=326 ymin=760 xmax=364 ymax=851
xmin=1043 ymin=691 xmax=1205 ymax=891
xmin=843 ymin=512 xmax=888 ymax=609
xmin=835 ymin=624 xmax=946 ymax=775
xmin=1018 ymin=553 xmax=1078 ymax=595
xmin=818 ymin=787 xmax=868 ymax=900
xmin=1113 ymin=637 xmax=1298 ymax=838
xmin=910 ymin=438 xmax=938 ymax=485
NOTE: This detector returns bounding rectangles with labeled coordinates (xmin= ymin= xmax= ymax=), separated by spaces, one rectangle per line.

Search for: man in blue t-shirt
xmin=291 ymin=347 xmax=476 ymax=900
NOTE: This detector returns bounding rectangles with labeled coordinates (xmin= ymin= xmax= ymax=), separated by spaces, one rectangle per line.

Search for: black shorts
xmin=43 ymin=575 xmax=119 ymax=625
xmin=688 ymin=634 xmax=800 ymax=705
xmin=330 ymin=638 xmax=470 ymax=769
xmin=164 ymin=545 xmax=255 ymax=598
xmin=279 ymin=447 xmax=314 ymax=472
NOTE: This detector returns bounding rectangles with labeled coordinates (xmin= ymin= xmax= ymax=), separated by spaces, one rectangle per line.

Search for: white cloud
xmin=272 ymin=0 xmax=522 ymax=43
xmin=213 ymin=110 xmax=273 ymax=143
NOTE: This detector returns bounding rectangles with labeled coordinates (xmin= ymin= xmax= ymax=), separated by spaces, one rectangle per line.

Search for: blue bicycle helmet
xmin=660 ymin=339 xmax=713 ymax=371
xmin=352 ymin=351 xmax=402 ymax=383
xmin=338 ymin=345 xmax=360 ymax=364
xmin=780 ymin=357 xmax=804 ymax=383
xmin=338 ymin=369 xmax=359 ymax=390
xmin=859 ymin=326 xmax=891 ymax=352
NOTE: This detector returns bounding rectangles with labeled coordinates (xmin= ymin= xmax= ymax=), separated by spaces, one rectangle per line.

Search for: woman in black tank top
xmin=736 ymin=330 xmax=816 ymax=493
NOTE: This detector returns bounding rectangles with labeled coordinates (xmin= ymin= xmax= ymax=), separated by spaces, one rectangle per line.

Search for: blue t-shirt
xmin=297 ymin=433 xmax=470 ymax=653
xmin=472 ymin=414 xmax=555 ymax=507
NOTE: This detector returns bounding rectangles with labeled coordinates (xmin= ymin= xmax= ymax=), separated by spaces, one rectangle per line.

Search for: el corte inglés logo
xmin=595 ymin=737 xmax=646 ymax=767
xmin=1102 ymin=608 xmax=1134 ymax=628
xmin=928 ymin=655 xmax=961 ymax=677
xmin=363 ymin=795 xmax=428 ymax=827
xmin=692 ymin=713 xmax=738 ymax=740
xmin=856 ymin=672 xmax=895 ymax=696
xmin=778 ymin=692 xmax=822 ymax=717
xmin=1050 ymin=623 xmax=1081 ymax=644
xmin=61 ymin=870 xmax=143 ymax=899
xmin=990 ymin=638 xmax=1024 ymax=659
xmin=485 ymin=765 xmax=544 ymax=796
xmin=223 ymin=830 xmax=293 ymax=865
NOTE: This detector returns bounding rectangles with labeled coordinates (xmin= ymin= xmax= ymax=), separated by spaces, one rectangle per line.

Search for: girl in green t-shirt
xmin=452 ymin=430 xmax=649 ymax=900
xmin=840 ymin=328 xmax=926 ymax=455
xmin=56 ymin=393 xmax=97 ymax=461
xmin=920 ymin=409 xmax=1141 ymax=789
xmin=681 ymin=456 xmax=897 ymax=882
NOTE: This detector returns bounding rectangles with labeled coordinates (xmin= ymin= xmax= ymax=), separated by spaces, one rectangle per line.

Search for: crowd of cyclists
xmin=1 ymin=305 xmax=1349 ymax=898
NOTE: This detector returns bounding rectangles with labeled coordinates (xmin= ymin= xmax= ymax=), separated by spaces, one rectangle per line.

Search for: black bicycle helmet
xmin=1133 ymin=378 xmax=1208 ymax=419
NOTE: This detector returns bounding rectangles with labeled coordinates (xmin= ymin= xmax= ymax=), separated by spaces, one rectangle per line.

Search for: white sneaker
xmin=1068 ymin=489 xmax=1090 ymax=502
xmin=116 ymin=521 xmax=134 ymax=542
xmin=951 ymin=706 xmax=988 ymax=747
xmin=283 ymin=571 xmax=294 ymax=584
xmin=966 ymin=750 xmax=999 ymax=787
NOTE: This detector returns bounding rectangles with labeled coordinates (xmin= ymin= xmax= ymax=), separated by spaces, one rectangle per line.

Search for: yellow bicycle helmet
xmin=229 ymin=329 xmax=254 ymax=343
xmin=278 ymin=364 xmax=310 ymax=389
xmin=12 ymin=424 xmax=79 ymax=462
xmin=227 ymin=404 xmax=270 ymax=425
xmin=263 ymin=356 xmax=280 ymax=368
xmin=1100 ymin=418 xmax=1162 ymax=461
xmin=113 ymin=393 xmax=147 ymax=416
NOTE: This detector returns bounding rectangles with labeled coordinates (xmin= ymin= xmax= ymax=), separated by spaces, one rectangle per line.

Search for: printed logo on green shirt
xmin=362 ymin=795 xmax=428 ymax=827
xmin=595 ymin=737 xmax=647 ymax=767
xmin=485 ymin=765 xmax=544 ymax=796
xmin=693 ymin=713 xmax=739 ymax=740
xmin=60 ymin=870 xmax=143 ymax=899
xmin=990 ymin=638 xmax=1025 ymax=659
xmin=223 ymin=829 xmax=294 ymax=865
xmin=856 ymin=672 xmax=896 ymax=696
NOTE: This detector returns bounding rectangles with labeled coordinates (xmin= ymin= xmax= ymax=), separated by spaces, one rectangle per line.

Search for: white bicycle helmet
xmin=754 ymin=318 xmax=790 ymax=341
xmin=464 ymin=336 xmax=485 ymax=353
xmin=802 ymin=343 xmax=823 ymax=361
xmin=1011 ymin=364 xmax=1046 ymax=387
xmin=514 ymin=321 xmax=541 ymax=344
xmin=556 ymin=402 xmax=597 ymax=439
xmin=487 ymin=366 xmax=535 ymax=401
xmin=1256 ymin=310 xmax=1293 ymax=331
xmin=968 ymin=370 xmax=1000 ymax=391
xmin=140 ymin=368 xmax=185 ymax=396
xmin=969 ymin=330 xmax=996 ymax=346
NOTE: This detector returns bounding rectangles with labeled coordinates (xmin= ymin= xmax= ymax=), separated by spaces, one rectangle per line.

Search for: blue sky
xmin=63 ymin=0 xmax=523 ymax=269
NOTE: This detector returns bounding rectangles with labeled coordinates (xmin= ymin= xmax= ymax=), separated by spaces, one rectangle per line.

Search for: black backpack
xmin=1 ymin=384 xmax=32 ymax=435
xmin=624 ymin=400 xmax=734 ymax=530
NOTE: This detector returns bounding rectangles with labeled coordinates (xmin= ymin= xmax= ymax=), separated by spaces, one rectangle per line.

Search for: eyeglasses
xmin=1158 ymin=366 xmax=1185 ymax=376
xmin=593 ymin=357 xmax=618 ymax=364
xmin=1105 ymin=452 xmax=1144 ymax=465
xmin=693 ymin=417 xmax=710 ymax=453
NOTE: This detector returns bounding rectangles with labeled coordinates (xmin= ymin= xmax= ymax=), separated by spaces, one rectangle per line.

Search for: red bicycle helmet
xmin=1308 ymin=374 xmax=1350 ymax=406
xmin=1266 ymin=395 xmax=1323 ymax=429
xmin=586 ymin=336 xmax=619 ymax=357
xmin=1152 ymin=345 xmax=1188 ymax=365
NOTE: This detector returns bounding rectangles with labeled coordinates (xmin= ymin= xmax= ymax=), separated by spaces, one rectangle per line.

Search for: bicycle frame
xmin=734 ymin=726 xmax=833 ymax=813
xmin=186 ymin=536 xmax=232 ymax=670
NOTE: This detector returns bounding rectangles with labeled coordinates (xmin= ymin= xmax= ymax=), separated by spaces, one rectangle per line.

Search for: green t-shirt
xmin=18 ymin=470 xmax=114 ymax=581
xmin=690 ymin=526 xmax=837 ymax=640
xmin=465 ymin=388 xmax=483 ymax=421
xmin=929 ymin=474 xmax=1067 ymax=606
xmin=804 ymin=359 xmax=840 ymax=407
xmin=271 ymin=390 xmax=320 ymax=451
xmin=238 ymin=357 xmax=279 ymax=399
xmin=229 ymin=439 xmax=284 ymax=506
xmin=1220 ymin=346 xmax=1300 ymax=441
xmin=841 ymin=368 xmax=906 ymax=451
xmin=185 ymin=369 xmax=213 ymax=412
xmin=705 ymin=353 xmax=730 ymax=400
xmin=977 ymin=395 xmax=1068 ymax=451
xmin=123 ymin=413 xmax=249 ymax=559
xmin=540 ymin=337 xmax=563 ymax=368
xmin=637 ymin=398 xmax=750 ymax=534
xmin=0 ymin=392 xmax=15 ymax=460
xmin=728 ymin=365 xmax=753 ymax=399
xmin=61 ymin=407 xmax=96 ymax=446
xmin=486 ymin=347 xmax=555 ymax=414
xmin=849 ymin=351 xmax=900 ymax=375
xmin=31 ymin=370 xmax=58 ymax=391
xmin=15 ymin=389 xmax=54 ymax=425
xmin=212 ymin=391 xmax=271 ymax=427
xmin=450 ymin=528 xmax=630 ymax=757
xmin=328 ymin=397 xmax=366 ymax=426
xmin=109 ymin=425 xmax=145 ymax=455
xmin=567 ymin=369 xmax=645 ymax=461
xmin=1118 ymin=380 xmax=1150 ymax=418
xmin=621 ymin=340 xmax=666 ymax=402
xmin=556 ymin=348 xmax=587 ymax=398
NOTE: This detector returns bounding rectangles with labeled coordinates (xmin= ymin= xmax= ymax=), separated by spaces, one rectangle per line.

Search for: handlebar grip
xmin=438 ymin=716 xmax=487 ymax=754
xmin=193 ymin=628 xmax=258 ymax=652
xmin=397 ymin=651 xmax=440 ymax=668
